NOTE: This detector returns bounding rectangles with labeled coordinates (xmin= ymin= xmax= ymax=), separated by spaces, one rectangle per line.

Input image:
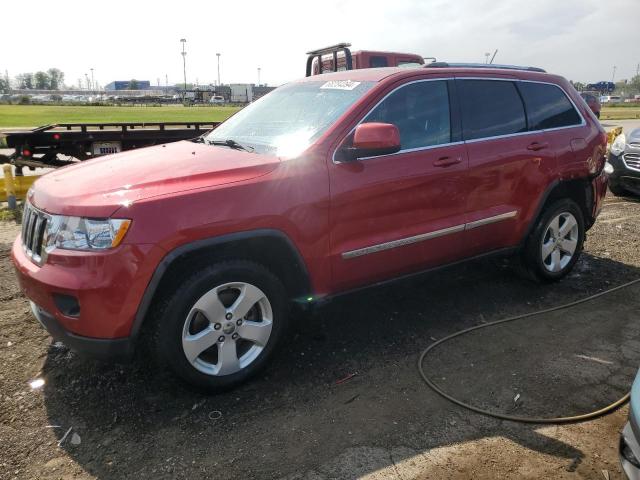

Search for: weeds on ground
xmin=0 ymin=205 xmax=22 ymax=222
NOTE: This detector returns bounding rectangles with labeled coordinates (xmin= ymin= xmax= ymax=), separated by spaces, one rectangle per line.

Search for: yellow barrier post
xmin=3 ymin=164 xmax=17 ymax=210
xmin=607 ymin=126 xmax=623 ymax=147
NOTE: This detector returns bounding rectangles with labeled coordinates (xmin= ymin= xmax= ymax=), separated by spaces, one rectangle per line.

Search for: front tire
xmin=520 ymin=199 xmax=585 ymax=282
xmin=154 ymin=260 xmax=288 ymax=392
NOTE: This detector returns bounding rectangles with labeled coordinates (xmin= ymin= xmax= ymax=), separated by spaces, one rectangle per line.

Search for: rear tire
xmin=520 ymin=199 xmax=585 ymax=283
xmin=152 ymin=260 xmax=289 ymax=392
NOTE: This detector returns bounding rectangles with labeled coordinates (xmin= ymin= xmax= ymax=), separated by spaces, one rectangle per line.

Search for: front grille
xmin=623 ymin=152 xmax=640 ymax=172
xmin=21 ymin=202 xmax=49 ymax=265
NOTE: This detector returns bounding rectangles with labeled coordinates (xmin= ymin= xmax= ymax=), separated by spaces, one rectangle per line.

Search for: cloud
xmin=0 ymin=0 xmax=637 ymax=87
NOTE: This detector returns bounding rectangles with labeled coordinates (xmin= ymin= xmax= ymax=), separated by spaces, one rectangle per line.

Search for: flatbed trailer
xmin=0 ymin=121 xmax=220 ymax=174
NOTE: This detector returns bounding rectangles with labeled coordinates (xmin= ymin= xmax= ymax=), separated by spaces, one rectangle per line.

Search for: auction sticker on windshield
xmin=320 ymin=80 xmax=361 ymax=90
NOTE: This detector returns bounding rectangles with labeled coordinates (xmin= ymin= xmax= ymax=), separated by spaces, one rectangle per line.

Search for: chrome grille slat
xmin=623 ymin=153 xmax=640 ymax=173
xmin=35 ymin=217 xmax=47 ymax=256
xmin=21 ymin=202 xmax=50 ymax=265
xmin=32 ymin=216 xmax=43 ymax=254
xmin=21 ymin=206 xmax=31 ymax=243
xmin=25 ymin=208 xmax=37 ymax=252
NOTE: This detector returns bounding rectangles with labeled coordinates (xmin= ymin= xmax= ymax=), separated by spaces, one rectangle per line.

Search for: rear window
xmin=369 ymin=56 xmax=389 ymax=68
xmin=519 ymin=82 xmax=582 ymax=130
xmin=458 ymin=80 xmax=527 ymax=141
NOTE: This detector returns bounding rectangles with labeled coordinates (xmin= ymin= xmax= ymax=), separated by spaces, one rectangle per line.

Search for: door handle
xmin=527 ymin=142 xmax=549 ymax=151
xmin=433 ymin=156 xmax=462 ymax=167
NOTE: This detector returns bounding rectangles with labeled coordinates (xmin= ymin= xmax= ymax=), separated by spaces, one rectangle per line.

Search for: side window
xmin=458 ymin=80 xmax=527 ymax=140
xmin=518 ymin=82 xmax=582 ymax=130
xmin=364 ymin=81 xmax=451 ymax=150
xmin=369 ymin=56 xmax=389 ymax=68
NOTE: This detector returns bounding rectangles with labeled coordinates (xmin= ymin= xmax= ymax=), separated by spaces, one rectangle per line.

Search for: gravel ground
xmin=1 ymin=193 xmax=640 ymax=480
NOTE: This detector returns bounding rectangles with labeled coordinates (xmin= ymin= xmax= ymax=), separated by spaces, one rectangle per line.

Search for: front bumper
xmin=30 ymin=301 xmax=133 ymax=359
xmin=609 ymin=151 xmax=640 ymax=195
xmin=621 ymin=419 xmax=640 ymax=479
xmin=12 ymin=235 xmax=161 ymax=358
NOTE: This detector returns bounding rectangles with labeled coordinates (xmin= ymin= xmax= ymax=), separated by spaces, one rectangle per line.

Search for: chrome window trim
xmin=341 ymin=210 xmax=518 ymax=259
xmin=356 ymin=141 xmax=465 ymax=161
xmin=332 ymin=77 xmax=455 ymax=164
xmin=331 ymin=77 xmax=586 ymax=163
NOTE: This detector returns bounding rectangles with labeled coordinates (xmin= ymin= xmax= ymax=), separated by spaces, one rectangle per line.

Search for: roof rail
xmin=425 ymin=62 xmax=546 ymax=73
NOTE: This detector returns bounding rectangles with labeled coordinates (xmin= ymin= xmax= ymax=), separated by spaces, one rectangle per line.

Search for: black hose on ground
xmin=418 ymin=278 xmax=640 ymax=424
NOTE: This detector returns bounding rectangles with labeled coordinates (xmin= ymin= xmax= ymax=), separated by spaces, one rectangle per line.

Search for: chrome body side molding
xmin=341 ymin=210 xmax=518 ymax=259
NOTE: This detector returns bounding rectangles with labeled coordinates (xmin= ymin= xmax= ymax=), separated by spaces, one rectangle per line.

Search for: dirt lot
xmin=1 ymin=194 xmax=640 ymax=480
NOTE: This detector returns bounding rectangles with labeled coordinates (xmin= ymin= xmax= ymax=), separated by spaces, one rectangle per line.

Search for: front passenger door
xmin=328 ymin=79 xmax=469 ymax=292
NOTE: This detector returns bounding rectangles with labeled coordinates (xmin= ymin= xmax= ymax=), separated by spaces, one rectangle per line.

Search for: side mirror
xmin=343 ymin=122 xmax=401 ymax=160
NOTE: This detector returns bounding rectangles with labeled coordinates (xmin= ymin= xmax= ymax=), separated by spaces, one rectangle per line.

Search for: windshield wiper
xmin=206 ymin=138 xmax=254 ymax=153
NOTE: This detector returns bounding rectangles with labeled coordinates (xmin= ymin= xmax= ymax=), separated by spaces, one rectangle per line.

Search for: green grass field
xmin=0 ymin=105 xmax=241 ymax=128
xmin=0 ymin=103 xmax=638 ymax=128
xmin=600 ymin=105 xmax=640 ymax=120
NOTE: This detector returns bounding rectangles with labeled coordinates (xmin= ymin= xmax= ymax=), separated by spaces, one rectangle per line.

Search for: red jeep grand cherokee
xmin=13 ymin=63 xmax=608 ymax=391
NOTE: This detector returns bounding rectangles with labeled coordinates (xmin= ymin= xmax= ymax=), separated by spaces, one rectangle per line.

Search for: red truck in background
xmin=306 ymin=42 xmax=427 ymax=76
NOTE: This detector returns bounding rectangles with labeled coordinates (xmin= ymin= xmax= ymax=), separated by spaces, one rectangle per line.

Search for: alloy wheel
xmin=540 ymin=212 xmax=579 ymax=273
xmin=181 ymin=282 xmax=273 ymax=376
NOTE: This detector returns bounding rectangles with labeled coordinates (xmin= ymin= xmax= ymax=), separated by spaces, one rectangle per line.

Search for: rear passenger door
xmin=517 ymin=81 xmax=586 ymax=179
xmin=457 ymin=78 xmax=556 ymax=255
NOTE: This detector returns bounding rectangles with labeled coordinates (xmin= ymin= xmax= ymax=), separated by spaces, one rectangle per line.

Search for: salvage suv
xmin=13 ymin=63 xmax=608 ymax=391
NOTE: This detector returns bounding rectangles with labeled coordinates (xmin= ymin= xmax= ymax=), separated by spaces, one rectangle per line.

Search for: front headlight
xmin=610 ymin=133 xmax=626 ymax=156
xmin=45 ymin=216 xmax=131 ymax=252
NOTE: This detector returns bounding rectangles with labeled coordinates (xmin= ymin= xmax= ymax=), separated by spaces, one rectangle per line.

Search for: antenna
xmin=489 ymin=49 xmax=498 ymax=64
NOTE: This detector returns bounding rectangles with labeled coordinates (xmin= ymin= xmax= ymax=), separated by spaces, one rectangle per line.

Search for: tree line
xmin=0 ymin=68 xmax=65 ymax=92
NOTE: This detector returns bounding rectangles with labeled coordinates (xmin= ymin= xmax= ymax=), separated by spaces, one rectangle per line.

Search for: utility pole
xmin=90 ymin=68 xmax=94 ymax=91
xmin=181 ymin=38 xmax=187 ymax=99
xmin=165 ymin=74 xmax=168 ymax=90
xmin=85 ymin=73 xmax=90 ymax=91
xmin=257 ymin=67 xmax=261 ymax=86
xmin=216 ymin=53 xmax=221 ymax=87
xmin=611 ymin=65 xmax=617 ymax=84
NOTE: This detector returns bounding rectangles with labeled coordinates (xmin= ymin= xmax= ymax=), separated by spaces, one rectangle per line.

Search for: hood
xmin=628 ymin=128 xmax=640 ymax=146
xmin=30 ymin=141 xmax=280 ymax=217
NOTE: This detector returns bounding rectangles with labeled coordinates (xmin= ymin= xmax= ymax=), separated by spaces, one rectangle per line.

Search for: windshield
xmin=205 ymin=80 xmax=375 ymax=157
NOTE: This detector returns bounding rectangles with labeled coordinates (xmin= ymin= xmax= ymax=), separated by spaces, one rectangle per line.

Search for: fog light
xmin=604 ymin=162 xmax=614 ymax=174
xmin=53 ymin=294 xmax=80 ymax=317
xmin=621 ymin=437 xmax=640 ymax=468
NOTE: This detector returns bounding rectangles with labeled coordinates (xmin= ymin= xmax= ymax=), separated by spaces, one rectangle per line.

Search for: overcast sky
xmin=1 ymin=0 xmax=638 ymax=88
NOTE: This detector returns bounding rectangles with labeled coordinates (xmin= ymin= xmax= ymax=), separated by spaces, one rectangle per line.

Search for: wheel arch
xmin=522 ymin=177 xmax=595 ymax=243
xmin=130 ymin=229 xmax=313 ymax=341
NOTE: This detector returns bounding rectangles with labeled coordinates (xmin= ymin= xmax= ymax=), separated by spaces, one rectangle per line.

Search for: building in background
xmin=105 ymin=80 xmax=151 ymax=91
